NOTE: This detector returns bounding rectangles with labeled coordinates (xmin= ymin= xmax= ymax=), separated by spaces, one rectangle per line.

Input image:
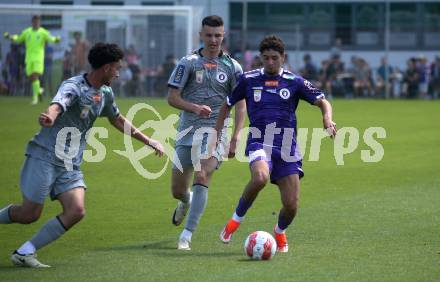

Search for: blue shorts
xmin=20 ymin=156 xmax=86 ymax=204
xmin=246 ymin=143 xmax=304 ymax=184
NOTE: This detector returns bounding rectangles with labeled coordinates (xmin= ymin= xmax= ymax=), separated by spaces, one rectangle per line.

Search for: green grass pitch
xmin=0 ymin=97 xmax=439 ymax=281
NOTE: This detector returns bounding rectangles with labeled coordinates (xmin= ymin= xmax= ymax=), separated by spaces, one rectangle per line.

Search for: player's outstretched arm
xmin=108 ymin=115 xmax=164 ymax=157
xmin=167 ymin=87 xmax=211 ymax=118
xmin=4 ymin=30 xmax=24 ymax=43
xmin=314 ymin=98 xmax=337 ymax=138
xmin=229 ymin=100 xmax=246 ymax=158
xmin=39 ymin=104 xmax=62 ymax=127
xmin=47 ymin=32 xmax=61 ymax=43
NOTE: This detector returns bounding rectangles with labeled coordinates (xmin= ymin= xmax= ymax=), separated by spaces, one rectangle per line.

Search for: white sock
xmin=275 ymin=224 xmax=286 ymax=234
xmin=180 ymin=228 xmax=192 ymax=241
xmin=17 ymin=241 xmax=36 ymax=255
xmin=232 ymin=212 xmax=244 ymax=223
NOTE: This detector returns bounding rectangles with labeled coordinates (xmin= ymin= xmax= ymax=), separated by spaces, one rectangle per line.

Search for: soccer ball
xmin=244 ymin=231 xmax=277 ymax=260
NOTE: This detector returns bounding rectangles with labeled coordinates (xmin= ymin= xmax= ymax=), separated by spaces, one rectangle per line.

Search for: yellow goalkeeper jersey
xmin=11 ymin=27 xmax=58 ymax=63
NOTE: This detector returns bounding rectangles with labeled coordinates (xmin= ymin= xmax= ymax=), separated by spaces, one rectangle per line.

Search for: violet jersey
xmin=226 ymin=68 xmax=325 ymax=152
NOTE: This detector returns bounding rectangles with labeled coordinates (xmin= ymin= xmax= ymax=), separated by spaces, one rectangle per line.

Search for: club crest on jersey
xmin=279 ymin=88 xmax=290 ymax=99
xmin=254 ymin=89 xmax=262 ymax=102
xmin=216 ymin=71 xmax=228 ymax=83
xmin=80 ymin=106 xmax=91 ymax=119
xmin=196 ymin=70 xmax=204 ymax=83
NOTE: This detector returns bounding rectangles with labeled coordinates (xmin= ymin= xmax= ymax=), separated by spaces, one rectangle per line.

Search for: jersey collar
xmin=261 ymin=68 xmax=284 ymax=77
xmin=198 ymin=48 xmax=224 ymax=58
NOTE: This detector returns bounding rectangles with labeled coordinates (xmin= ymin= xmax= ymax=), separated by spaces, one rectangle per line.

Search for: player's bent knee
xmin=252 ymin=172 xmax=269 ymax=188
xmin=68 ymin=206 xmax=86 ymax=221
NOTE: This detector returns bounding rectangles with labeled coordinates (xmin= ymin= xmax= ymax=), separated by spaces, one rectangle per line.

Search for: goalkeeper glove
xmin=3 ymin=32 xmax=10 ymax=39
xmin=54 ymin=36 xmax=61 ymax=43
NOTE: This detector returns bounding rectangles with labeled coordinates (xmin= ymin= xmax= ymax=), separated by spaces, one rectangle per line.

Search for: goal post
xmin=0 ymin=4 xmax=199 ymax=97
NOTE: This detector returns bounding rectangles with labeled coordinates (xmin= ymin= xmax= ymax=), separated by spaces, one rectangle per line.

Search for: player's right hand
xmin=147 ymin=139 xmax=164 ymax=157
xmin=3 ymin=32 xmax=10 ymax=39
xmin=195 ymin=104 xmax=212 ymax=118
xmin=39 ymin=112 xmax=55 ymax=127
xmin=54 ymin=36 xmax=61 ymax=43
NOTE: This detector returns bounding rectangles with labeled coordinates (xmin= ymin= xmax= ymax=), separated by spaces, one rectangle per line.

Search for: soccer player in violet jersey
xmin=215 ymin=35 xmax=337 ymax=252
xmin=4 ymin=15 xmax=61 ymax=105
xmin=0 ymin=43 xmax=164 ymax=268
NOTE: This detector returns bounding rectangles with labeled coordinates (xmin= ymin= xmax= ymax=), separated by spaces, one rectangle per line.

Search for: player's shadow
xmin=94 ymin=240 xmax=238 ymax=258
xmin=94 ymin=239 xmax=176 ymax=252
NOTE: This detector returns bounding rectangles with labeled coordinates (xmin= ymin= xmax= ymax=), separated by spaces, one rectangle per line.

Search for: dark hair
xmin=88 ymin=43 xmax=124 ymax=69
xmin=259 ymin=35 xmax=285 ymax=55
xmin=202 ymin=15 xmax=224 ymax=27
xmin=32 ymin=15 xmax=40 ymax=21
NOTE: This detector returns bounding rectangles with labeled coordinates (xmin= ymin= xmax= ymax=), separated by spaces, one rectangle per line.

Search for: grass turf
xmin=0 ymin=97 xmax=439 ymax=281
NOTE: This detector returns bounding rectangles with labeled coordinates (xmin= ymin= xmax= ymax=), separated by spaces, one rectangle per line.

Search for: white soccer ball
xmin=244 ymin=231 xmax=277 ymax=260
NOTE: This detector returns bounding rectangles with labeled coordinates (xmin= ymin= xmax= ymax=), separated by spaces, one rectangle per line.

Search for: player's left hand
xmin=39 ymin=112 xmax=55 ymax=127
xmin=228 ymin=137 xmax=238 ymax=158
xmin=324 ymin=119 xmax=337 ymax=138
xmin=3 ymin=32 xmax=10 ymax=39
xmin=147 ymin=139 xmax=164 ymax=157
xmin=54 ymin=36 xmax=61 ymax=43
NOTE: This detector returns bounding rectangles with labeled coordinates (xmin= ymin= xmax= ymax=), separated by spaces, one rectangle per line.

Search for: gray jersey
xmin=168 ymin=49 xmax=243 ymax=144
xmin=26 ymin=74 xmax=120 ymax=169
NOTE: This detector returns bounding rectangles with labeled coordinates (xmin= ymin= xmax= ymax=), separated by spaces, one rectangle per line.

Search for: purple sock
xmin=277 ymin=213 xmax=292 ymax=230
xmin=235 ymin=197 xmax=253 ymax=217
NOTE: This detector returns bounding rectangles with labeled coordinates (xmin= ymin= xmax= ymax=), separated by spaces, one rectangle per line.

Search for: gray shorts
xmin=172 ymin=132 xmax=227 ymax=171
xmin=20 ymin=156 xmax=86 ymax=204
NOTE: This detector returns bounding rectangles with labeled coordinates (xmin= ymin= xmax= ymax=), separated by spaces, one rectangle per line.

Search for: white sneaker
xmin=172 ymin=191 xmax=192 ymax=226
xmin=11 ymin=251 xmax=50 ymax=268
xmin=177 ymin=234 xmax=191 ymax=251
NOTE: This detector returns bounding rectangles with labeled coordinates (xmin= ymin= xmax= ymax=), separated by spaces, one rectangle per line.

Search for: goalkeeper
xmin=4 ymin=15 xmax=61 ymax=104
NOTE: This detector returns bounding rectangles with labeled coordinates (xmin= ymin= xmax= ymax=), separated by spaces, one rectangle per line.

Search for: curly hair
xmin=88 ymin=43 xmax=124 ymax=70
xmin=259 ymin=35 xmax=285 ymax=55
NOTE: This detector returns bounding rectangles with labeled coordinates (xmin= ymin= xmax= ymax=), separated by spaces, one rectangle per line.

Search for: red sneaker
xmin=219 ymin=219 xmax=240 ymax=243
xmin=274 ymin=227 xmax=289 ymax=253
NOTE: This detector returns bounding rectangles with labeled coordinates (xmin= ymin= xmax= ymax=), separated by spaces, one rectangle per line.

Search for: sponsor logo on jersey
xmin=173 ymin=65 xmax=185 ymax=83
xmin=254 ymin=89 xmax=262 ymax=102
xmin=282 ymin=73 xmax=296 ymax=80
xmin=92 ymin=93 xmax=102 ymax=103
xmin=203 ymin=62 xmax=217 ymax=69
xmin=245 ymin=71 xmax=260 ymax=78
xmin=196 ymin=70 xmax=204 ymax=83
xmin=216 ymin=71 xmax=228 ymax=83
xmin=304 ymin=79 xmax=315 ymax=90
xmin=279 ymin=88 xmax=291 ymax=99
xmin=265 ymin=80 xmax=279 ymax=87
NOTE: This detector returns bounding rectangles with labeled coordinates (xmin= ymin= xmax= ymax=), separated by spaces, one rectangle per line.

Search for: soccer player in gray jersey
xmin=167 ymin=15 xmax=246 ymax=250
xmin=0 ymin=43 xmax=164 ymax=268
